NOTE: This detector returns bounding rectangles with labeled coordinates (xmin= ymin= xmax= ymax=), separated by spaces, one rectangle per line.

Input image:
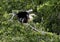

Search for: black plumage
xmin=16 ymin=12 xmax=29 ymax=23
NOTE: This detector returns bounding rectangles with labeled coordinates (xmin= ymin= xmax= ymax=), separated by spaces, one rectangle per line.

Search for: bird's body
xmin=9 ymin=9 xmax=36 ymax=23
xmin=16 ymin=12 xmax=29 ymax=23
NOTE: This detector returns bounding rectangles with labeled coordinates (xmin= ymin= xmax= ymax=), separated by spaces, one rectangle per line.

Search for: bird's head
xmin=28 ymin=13 xmax=36 ymax=22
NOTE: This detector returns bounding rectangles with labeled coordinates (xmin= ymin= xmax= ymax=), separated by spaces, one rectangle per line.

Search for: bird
xmin=9 ymin=9 xmax=36 ymax=23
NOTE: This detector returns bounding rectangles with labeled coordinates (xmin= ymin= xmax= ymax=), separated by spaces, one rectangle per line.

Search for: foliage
xmin=37 ymin=0 xmax=60 ymax=34
xmin=0 ymin=0 xmax=60 ymax=42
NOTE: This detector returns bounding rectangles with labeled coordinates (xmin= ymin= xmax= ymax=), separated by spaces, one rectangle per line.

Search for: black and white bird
xmin=9 ymin=9 xmax=36 ymax=23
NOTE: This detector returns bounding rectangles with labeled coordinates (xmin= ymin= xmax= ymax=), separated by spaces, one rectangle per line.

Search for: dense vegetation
xmin=0 ymin=0 xmax=60 ymax=42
